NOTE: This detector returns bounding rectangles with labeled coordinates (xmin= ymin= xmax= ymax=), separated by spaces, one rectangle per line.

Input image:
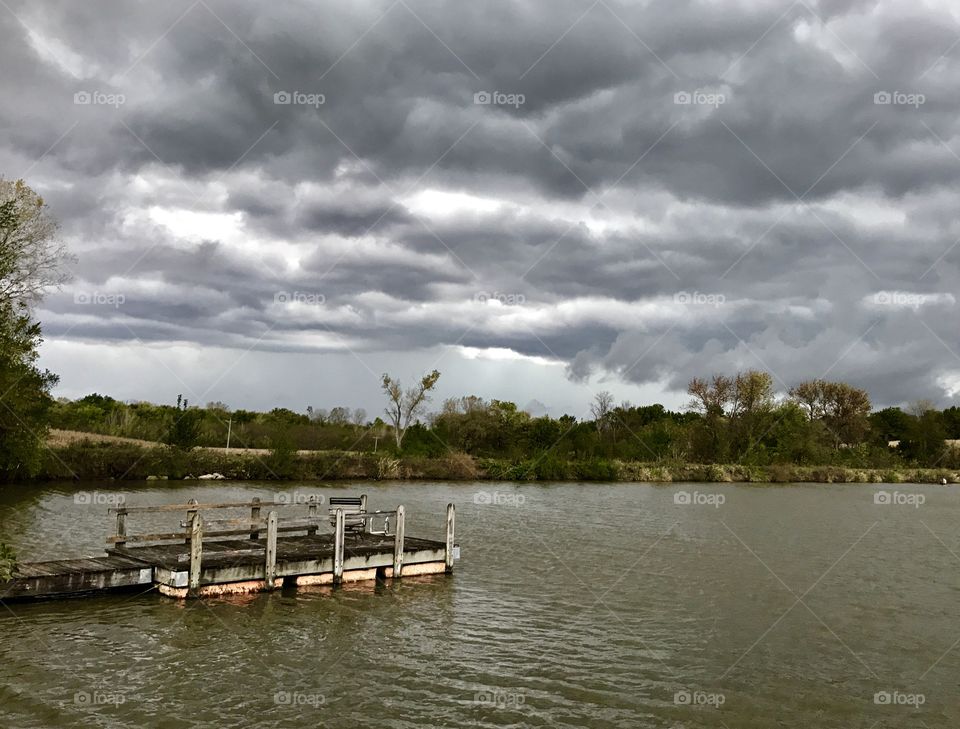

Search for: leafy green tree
xmin=164 ymin=394 xmax=202 ymax=450
xmin=899 ymin=402 xmax=946 ymax=466
xmin=870 ymin=407 xmax=912 ymax=443
xmin=0 ymin=301 xmax=58 ymax=479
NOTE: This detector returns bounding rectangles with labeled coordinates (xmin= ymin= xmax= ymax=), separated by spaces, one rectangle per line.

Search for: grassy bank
xmin=28 ymin=440 xmax=960 ymax=484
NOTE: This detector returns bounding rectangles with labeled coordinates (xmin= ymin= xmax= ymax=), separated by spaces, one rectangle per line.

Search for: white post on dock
xmin=188 ymin=512 xmax=203 ymax=594
xmin=333 ymin=508 xmax=345 ymax=585
xmin=393 ymin=505 xmax=405 ymax=577
xmin=307 ymin=494 xmax=318 ymax=536
xmin=445 ymin=503 xmax=455 ymax=573
xmin=265 ymin=510 xmax=278 ymax=590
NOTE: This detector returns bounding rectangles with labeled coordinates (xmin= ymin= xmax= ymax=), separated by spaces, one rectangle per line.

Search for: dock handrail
xmin=108 ymin=495 xmax=331 ymax=546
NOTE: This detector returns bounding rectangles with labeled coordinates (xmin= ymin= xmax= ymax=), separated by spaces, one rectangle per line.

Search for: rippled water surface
xmin=1 ymin=480 xmax=958 ymax=728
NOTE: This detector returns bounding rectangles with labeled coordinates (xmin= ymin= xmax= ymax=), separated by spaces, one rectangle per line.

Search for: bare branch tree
xmin=0 ymin=179 xmax=73 ymax=306
xmin=590 ymin=391 xmax=614 ymax=434
xmin=381 ymin=369 xmax=441 ymax=447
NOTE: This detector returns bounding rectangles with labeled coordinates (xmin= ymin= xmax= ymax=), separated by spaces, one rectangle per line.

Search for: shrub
xmin=0 ymin=543 xmax=17 ymax=581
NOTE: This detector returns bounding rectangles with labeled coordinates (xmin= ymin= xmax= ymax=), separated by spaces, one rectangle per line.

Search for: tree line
xmin=1 ymin=177 xmax=959 ymax=482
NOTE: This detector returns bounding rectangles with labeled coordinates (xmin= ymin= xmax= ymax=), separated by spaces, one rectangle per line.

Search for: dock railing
xmin=105 ymin=495 xmax=429 ymax=593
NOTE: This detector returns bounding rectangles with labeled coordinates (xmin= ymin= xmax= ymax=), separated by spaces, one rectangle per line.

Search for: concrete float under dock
xmin=0 ymin=495 xmax=458 ymax=601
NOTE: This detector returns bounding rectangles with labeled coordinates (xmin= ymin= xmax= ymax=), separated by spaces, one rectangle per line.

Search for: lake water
xmin=0 ymin=480 xmax=957 ymax=728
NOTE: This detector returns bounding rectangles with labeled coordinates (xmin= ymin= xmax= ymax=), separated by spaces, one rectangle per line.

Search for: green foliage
xmin=0 ymin=543 xmax=17 ymax=581
xmin=264 ymin=429 xmax=297 ymax=478
xmin=0 ymin=302 xmax=57 ymax=480
xmin=164 ymin=395 xmax=203 ymax=450
xmin=574 ymin=458 xmax=619 ymax=481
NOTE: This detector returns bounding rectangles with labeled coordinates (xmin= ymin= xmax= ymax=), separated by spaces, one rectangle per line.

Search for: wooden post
xmin=185 ymin=498 xmax=199 ymax=544
xmin=306 ymin=495 xmax=318 ymax=537
xmin=333 ymin=508 xmax=344 ymax=585
xmin=360 ymin=493 xmax=368 ymax=534
xmin=445 ymin=503 xmax=455 ymax=573
xmin=115 ymin=508 xmax=127 ymax=547
xmin=249 ymin=497 xmax=261 ymax=540
xmin=265 ymin=510 xmax=278 ymax=590
xmin=393 ymin=505 xmax=405 ymax=578
xmin=188 ymin=512 xmax=203 ymax=595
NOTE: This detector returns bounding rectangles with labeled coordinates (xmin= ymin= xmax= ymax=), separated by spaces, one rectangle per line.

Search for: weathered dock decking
xmin=0 ymin=495 xmax=457 ymax=601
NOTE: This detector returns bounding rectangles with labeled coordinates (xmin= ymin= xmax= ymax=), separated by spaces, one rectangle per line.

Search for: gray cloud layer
xmin=2 ymin=0 xmax=960 ymax=408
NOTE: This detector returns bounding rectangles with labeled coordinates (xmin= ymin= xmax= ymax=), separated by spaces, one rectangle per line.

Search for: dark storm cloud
xmin=3 ymin=0 xmax=960 ymax=407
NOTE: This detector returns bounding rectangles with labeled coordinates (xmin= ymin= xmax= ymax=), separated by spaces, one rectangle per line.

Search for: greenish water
xmin=0 ymin=481 xmax=957 ymax=728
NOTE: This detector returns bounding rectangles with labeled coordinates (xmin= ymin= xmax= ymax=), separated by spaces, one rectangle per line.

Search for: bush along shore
xmin=31 ymin=441 xmax=960 ymax=484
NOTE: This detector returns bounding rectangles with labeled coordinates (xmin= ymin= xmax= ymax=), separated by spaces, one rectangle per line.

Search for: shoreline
xmin=24 ymin=440 xmax=960 ymax=485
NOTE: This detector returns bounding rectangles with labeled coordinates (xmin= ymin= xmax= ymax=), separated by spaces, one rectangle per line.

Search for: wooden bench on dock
xmin=0 ymin=495 xmax=458 ymax=601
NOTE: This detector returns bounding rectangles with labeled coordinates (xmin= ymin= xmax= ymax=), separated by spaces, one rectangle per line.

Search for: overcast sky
xmin=2 ymin=0 xmax=959 ymax=418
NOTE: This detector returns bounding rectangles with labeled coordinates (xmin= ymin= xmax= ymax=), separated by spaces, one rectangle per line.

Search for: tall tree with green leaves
xmin=0 ymin=300 xmax=59 ymax=479
xmin=0 ymin=178 xmax=68 ymax=480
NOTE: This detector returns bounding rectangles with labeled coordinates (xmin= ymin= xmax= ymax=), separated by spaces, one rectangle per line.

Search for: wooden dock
xmin=0 ymin=495 xmax=457 ymax=600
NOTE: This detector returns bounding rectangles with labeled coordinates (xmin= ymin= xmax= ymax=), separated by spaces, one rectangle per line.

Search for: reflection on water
xmin=1 ymin=480 xmax=958 ymax=727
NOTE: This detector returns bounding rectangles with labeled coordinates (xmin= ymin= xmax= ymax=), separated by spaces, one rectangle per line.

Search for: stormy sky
xmin=2 ymin=0 xmax=959 ymax=417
